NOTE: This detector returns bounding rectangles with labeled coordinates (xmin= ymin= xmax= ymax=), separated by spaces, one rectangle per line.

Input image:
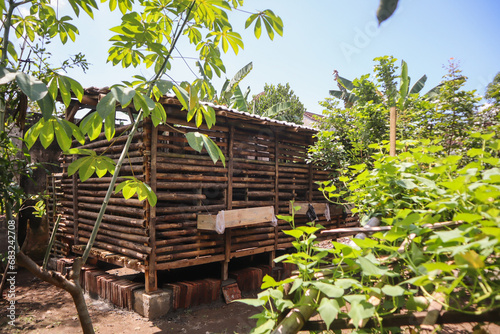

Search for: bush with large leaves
xmin=242 ymin=127 xmax=500 ymax=333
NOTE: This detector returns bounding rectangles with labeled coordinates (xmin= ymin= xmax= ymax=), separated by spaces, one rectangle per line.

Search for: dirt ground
xmin=2 ymin=269 xmax=500 ymax=334
xmin=0 ymin=269 xmax=260 ymax=334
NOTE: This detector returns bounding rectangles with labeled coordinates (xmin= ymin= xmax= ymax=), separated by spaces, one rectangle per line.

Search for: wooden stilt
xmin=145 ymin=121 xmax=158 ymax=293
xmin=222 ymin=124 xmax=234 ymax=280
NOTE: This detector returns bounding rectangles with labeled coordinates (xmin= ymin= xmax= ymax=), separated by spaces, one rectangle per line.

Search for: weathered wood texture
xmin=50 ymin=99 xmax=357 ymax=278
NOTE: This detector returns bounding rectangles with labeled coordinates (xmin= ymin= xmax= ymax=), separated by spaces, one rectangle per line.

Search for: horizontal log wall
xmin=154 ymin=108 xmax=227 ymax=270
xmin=46 ymin=173 xmax=72 ymax=257
xmin=53 ymin=102 xmax=358 ymax=279
xmin=57 ymin=122 xmax=148 ymax=268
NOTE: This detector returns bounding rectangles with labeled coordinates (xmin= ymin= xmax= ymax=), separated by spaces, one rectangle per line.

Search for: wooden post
xmin=390 ymin=106 xmax=397 ymax=156
xmin=145 ymin=121 xmax=158 ymax=293
xmin=271 ymin=131 xmax=279 ymax=266
xmin=227 ymin=124 xmax=234 ymax=210
xmin=308 ymin=137 xmax=314 ymax=203
xmin=222 ymin=124 xmax=235 ymax=280
xmin=72 ymin=157 xmax=79 ymax=245
xmin=274 ymin=131 xmax=279 ymax=213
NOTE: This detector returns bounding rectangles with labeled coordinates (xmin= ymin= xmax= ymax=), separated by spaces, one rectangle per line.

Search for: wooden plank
xmin=197 ymin=206 xmax=275 ymax=233
xmin=290 ymin=202 xmax=329 ymax=215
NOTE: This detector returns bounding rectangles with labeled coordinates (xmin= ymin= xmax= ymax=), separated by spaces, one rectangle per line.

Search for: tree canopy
xmin=251 ymin=82 xmax=306 ymax=124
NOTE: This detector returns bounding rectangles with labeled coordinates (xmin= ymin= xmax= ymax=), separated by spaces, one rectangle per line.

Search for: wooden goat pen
xmin=48 ymin=90 xmax=357 ymax=293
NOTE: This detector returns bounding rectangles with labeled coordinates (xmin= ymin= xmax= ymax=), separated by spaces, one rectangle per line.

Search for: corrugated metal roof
xmin=81 ymin=88 xmax=317 ymax=132
xmin=201 ymin=100 xmax=317 ymax=132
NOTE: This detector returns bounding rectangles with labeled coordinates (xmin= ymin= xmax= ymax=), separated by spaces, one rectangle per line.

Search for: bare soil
xmin=2 ymin=269 xmax=500 ymax=334
xmin=0 ymin=269 xmax=260 ymax=334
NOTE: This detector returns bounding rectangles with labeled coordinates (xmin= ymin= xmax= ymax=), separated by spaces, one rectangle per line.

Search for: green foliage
xmin=484 ymin=71 xmax=500 ymax=125
xmin=251 ymin=83 xmax=305 ymax=124
xmin=485 ymin=72 xmax=500 ymax=104
xmin=115 ymin=177 xmax=157 ymax=206
xmin=217 ymin=61 xmax=253 ymax=112
xmin=245 ymin=129 xmax=500 ymax=333
xmin=1 ymin=0 xmax=285 ymax=208
xmin=67 ymin=148 xmax=116 ymax=182
xmin=0 ymin=130 xmax=36 ymax=207
xmin=376 ymin=0 xmax=399 ymax=25
xmin=420 ymin=60 xmax=481 ymax=154
xmin=310 ymin=56 xmax=482 ymax=170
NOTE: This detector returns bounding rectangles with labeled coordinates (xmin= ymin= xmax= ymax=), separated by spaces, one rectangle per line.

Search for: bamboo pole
xmin=390 ymin=106 xmax=397 ymax=156
xmin=271 ymin=288 xmax=320 ymax=334
xmin=42 ymin=215 xmax=62 ymax=270
xmin=146 ymin=121 xmax=158 ymax=293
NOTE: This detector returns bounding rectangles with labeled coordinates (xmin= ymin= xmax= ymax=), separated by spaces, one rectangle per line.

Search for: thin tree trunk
xmin=16 ymin=252 xmax=94 ymax=334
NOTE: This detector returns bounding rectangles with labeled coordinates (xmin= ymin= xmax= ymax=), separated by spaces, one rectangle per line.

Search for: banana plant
xmin=218 ymin=62 xmax=253 ymax=112
xmin=260 ymin=101 xmax=291 ymax=119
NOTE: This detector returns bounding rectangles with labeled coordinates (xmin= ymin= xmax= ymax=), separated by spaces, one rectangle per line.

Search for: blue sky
xmin=45 ymin=0 xmax=500 ymax=115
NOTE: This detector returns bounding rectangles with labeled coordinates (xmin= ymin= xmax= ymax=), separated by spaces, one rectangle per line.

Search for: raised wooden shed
xmin=47 ymin=88 xmax=356 ymax=293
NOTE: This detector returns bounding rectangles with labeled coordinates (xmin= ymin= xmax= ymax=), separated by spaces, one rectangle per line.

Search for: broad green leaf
xmin=57 ymin=75 xmax=72 ymax=107
xmin=104 ymin=109 xmax=116 ymax=141
xmin=421 ymin=262 xmax=458 ymax=273
xmin=201 ymin=134 xmax=225 ymax=166
xmin=40 ymin=118 xmax=55 ymax=148
xmin=337 ymin=76 xmax=355 ymax=91
xmin=24 ymin=118 xmax=44 ymax=149
xmin=185 ymin=132 xmax=204 ymax=152
xmin=97 ymin=93 xmax=117 ymax=119
xmin=151 ymin=102 xmax=167 ymax=127
xmin=156 ymin=80 xmax=173 ymax=95
xmin=173 ymin=85 xmax=189 ymax=111
xmin=409 ymin=74 xmax=427 ymax=94
xmin=398 ymin=59 xmax=408 ymax=109
xmin=53 ymin=118 xmax=72 ymax=151
xmin=289 ymin=278 xmax=303 ymax=294
xmin=237 ymin=298 xmax=265 ymax=307
xmin=434 ymin=229 xmax=465 ymax=243
xmin=376 ymin=0 xmax=399 ymax=25
xmin=260 ymin=275 xmax=278 ymax=289
xmin=226 ymin=62 xmax=252 ymax=96
xmin=381 ymin=284 xmax=405 ymax=296
xmin=396 ymin=179 xmax=417 ymax=189
xmin=467 ymin=148 xmax=487 ymax=157
xmin=455 ymin=250 xmax=484 ymax=269
xmin=283 ymin=229 xmax=303 ymax=239
xmin=80 ymin=111 xmax=103 ymax=141
xmin=334 ymin=279 xmax=361 ymax=289
xmin=352 ymin=237 xmax=378 ymax=249
xmin=318 ymin=298 xmax=340 ymax=330
xmin=348 ymin=300 xmax=375 ymax=329
xmin=406 ymin=295 xmax=429 ymax=311
xmin=0 ymin=67 xmax=17 ymax=84
xmin=111 ymin=86 xmax=135 ymax=107
xmin=453 ymin=213 xmax=483 ymax=223
xmin=16 ymin=72 xmax=48 ymax=101
xmin=37 ymin=93 xmax=55 ymax=121
xmin=68 ymin=156 xmax=92 ymax=177
xmin=66 ymin=76 xmax=84 ymax=102
xmin=311 ymin=282 xmax=344 ymax=298
xmin=358 ymin=256 xmax=388 ymax=276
